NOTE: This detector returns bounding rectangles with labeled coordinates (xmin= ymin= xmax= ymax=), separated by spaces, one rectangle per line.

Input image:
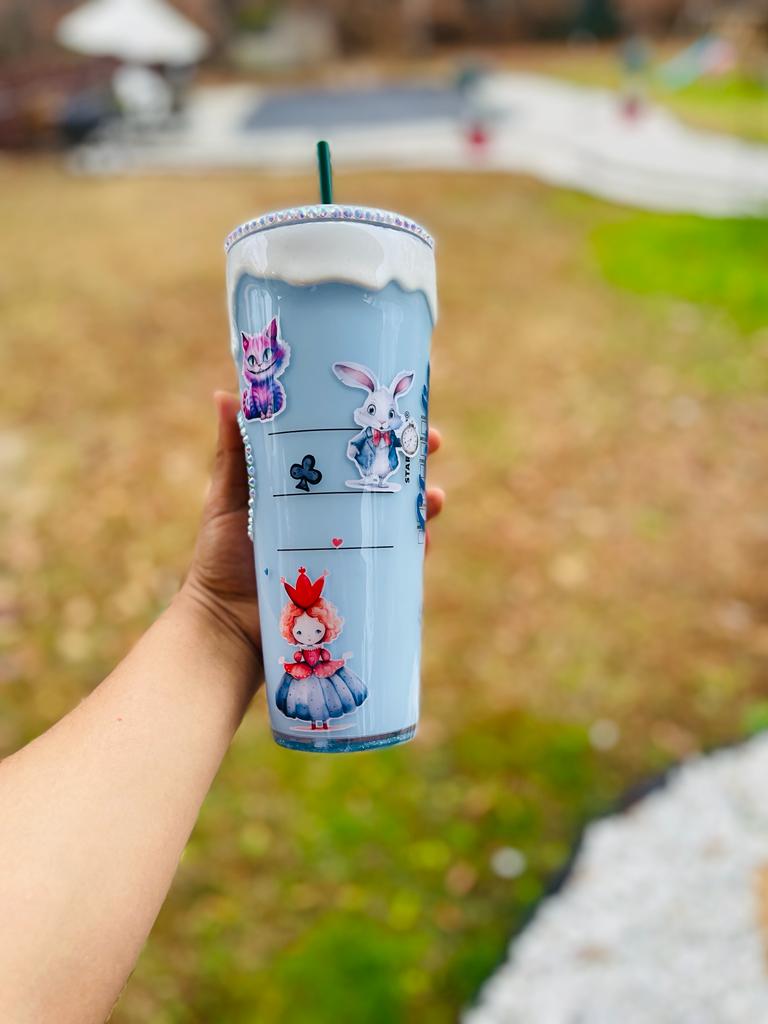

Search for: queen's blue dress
xmin=276 ymin=646 xmax=368 ymax=725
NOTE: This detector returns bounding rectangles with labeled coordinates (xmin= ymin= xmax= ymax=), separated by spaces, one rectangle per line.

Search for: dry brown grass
xmin=2 ymin=159 xmax=768 ymax=1021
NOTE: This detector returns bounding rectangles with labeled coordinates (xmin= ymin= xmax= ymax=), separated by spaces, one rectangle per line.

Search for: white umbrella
xmin=56 ymin=0 xmax=210 ymax=65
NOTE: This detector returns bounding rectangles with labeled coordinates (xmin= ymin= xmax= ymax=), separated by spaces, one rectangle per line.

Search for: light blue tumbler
xmin=225 ymin=205 xmax=437 ymax=752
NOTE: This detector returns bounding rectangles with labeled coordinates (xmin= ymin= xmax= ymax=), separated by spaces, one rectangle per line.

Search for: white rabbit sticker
xmin=332 ymin=361 xmax=419 ymax=492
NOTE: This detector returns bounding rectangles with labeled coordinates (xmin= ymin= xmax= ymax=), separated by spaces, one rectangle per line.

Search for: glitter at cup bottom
xmin=272 ymin=724 xmax=416 ymax=754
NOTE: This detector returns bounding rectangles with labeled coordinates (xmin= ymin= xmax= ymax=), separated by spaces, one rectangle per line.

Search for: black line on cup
xmin=277 ymin=545 xmax=394 ymax=552
xmin=272 ymin=491 xmax=393 ymax=499
xmin=274 ymin=491 xmax=354 ymax=499
xmin=269 ymin=427 xmax=351 ymax=437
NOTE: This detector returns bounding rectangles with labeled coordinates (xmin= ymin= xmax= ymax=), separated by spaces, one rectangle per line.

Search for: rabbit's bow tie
xmin=371 ymin=429 xmax=392 ymax=446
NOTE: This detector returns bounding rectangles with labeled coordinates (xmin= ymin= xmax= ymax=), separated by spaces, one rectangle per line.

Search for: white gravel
xmin=465 ymin=735 xmax=768 ymax=1024
xmin=475 ymin=73 xmax=768 ymax=217
xmin=74 ymin=73 xmax=768 ymax=218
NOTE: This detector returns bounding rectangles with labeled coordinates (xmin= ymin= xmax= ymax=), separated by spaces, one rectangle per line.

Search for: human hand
xmin=182 ymin=392 xmax=445 ymax=662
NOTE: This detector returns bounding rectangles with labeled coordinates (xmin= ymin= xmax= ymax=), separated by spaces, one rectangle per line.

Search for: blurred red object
xmin=620 ymin=92 xmax=645 ymax=123
xmin=466 ymin=122 xmax=489 ymax=148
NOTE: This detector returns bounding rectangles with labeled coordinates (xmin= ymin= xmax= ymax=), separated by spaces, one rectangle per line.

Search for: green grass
xmin=3 ymin=161 xmax=768 ymax=1022
xmin=589 ymin=210 xmax=768 ymax=395
xmin=663 ymin=74 xmax=768 ymax=143
xmin=136 ymin=709 xmax=612 ymax=1024
xmin=509 ymin=43 xmax=768 ymax=142
xmin=592 ymin=214 xmax=768 ymax=332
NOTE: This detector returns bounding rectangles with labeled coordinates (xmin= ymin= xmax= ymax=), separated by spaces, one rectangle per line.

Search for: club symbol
xmin=290 ymin=454 xmax=322 ymax=492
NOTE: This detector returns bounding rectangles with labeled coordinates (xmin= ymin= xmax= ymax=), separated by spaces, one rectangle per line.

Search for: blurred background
xmin=2 ymin=1 xmax=768 ymax=1022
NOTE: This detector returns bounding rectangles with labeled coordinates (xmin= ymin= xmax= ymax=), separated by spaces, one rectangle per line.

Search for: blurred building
xmin=0 ymin=0 xmax=215 ymax=148
xmin=224 ymin=0 xmax=768 ymax=51
xmin=0 ymin=0 xmax=70 ymax=58
xmin=1 ymin=0 xmax=766 ymax=65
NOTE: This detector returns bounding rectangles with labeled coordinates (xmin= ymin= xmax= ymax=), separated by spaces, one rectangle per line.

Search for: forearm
xmin=0 ymin=591 xmax=260 ymax=1024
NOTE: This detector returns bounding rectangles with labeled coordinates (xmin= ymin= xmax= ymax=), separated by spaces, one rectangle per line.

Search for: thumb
xmin=204 ymin=391 xmax=250 ymax=519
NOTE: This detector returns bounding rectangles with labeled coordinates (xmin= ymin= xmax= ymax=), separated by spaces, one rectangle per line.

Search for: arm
xmin=0 ymin=393 xmax=261 ymax=1024
xmin=0 ymin=596 xmax=256 ymax=1024
xmin=0 ymin=393 xmax=444 ymax=1024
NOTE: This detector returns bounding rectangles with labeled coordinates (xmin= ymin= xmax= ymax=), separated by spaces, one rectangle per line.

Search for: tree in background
xmin=575 ymin=0 xmax=621 ymax=38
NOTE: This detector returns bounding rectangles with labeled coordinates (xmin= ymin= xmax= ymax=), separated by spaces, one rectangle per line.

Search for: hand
xmin=182 ymin=392 xmax=445 ymax=661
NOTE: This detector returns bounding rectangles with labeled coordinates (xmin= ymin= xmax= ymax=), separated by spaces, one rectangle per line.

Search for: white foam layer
xmin=226 ymin=218 xmax=438 ymax=336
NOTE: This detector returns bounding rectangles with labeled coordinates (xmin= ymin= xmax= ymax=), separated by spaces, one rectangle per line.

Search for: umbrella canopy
xmin=57 ymin=0 xmax=209 ymax=65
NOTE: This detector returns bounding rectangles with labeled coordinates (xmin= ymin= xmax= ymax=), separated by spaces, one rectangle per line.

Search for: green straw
xmin=316 ymin=140 xmax=333 ymax=204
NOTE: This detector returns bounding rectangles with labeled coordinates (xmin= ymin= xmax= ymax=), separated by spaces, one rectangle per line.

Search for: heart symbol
xmin=332 ymin=538 xmax=343 ymax=548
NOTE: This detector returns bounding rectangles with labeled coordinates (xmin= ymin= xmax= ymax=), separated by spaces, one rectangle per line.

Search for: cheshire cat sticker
xmin=240 ymin=318 xmax=291 ymax=422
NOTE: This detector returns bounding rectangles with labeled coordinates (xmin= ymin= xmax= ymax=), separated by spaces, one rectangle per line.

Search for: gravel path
xmin=465 ymin=735 xmax=768 ymax=1024
xmin=74 ymin=73 xmax=768 ymax=217
xmin=476 ymin=74 xmax=768 ymax=217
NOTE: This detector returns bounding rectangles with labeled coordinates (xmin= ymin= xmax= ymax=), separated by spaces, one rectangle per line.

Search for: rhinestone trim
xmin=225 ymin=204 xmax=434 ymax=253
xmin=237 ymin=411 xmax=256 ymax=541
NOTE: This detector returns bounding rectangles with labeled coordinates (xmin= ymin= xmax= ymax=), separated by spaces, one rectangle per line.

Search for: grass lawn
xmin=2 ymin=160 xmax=768 ymax=1023
xmin=500 ymin=42 xmax=768 ymax=143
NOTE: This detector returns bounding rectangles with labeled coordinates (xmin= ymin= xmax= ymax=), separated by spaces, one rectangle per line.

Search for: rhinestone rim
xmin=225 ymin=204 xmax=434 ymax=253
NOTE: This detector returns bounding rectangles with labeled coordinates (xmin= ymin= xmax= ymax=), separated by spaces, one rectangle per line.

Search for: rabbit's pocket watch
xmin=400 ymin=417 xmax=420 ymax=457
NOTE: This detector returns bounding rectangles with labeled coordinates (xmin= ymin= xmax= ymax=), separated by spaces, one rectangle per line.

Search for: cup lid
xmin=225 ymin=204 xmax=434 ymax=254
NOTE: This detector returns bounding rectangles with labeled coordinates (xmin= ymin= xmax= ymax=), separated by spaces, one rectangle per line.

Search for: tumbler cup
xmin=225 ymin=204 xmax=437 ymax=752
